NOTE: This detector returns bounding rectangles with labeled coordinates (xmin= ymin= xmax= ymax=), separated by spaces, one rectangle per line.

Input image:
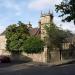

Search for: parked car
xmin=0 ymin=55 xmax=11 ymax=63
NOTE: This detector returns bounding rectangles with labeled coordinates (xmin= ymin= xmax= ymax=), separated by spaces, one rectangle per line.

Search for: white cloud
xmin=50 ymin=0 xmax=62 ymax=5
xmin=0 ymin=0 xmax=23 ymax=16
xmin=0 ymin=17 xmax=11 ymax=34
xmin=54 ymin=17 xmax=75 ymax=33
xmin=28 ymin=0 xmax=50 ymax=10
xmin=28 ymin=0 xmax=62 ymax=10
xmin=0 ymin=26 xmax=5 ymax=34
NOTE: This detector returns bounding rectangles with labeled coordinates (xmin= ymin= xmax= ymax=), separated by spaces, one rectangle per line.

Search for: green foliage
xmin=5 ymin=21 xmax=44 ymax=54
xmin=45 ymin=23 xmax=72 ymax=50
xmin=23 ymin=37 xmax=44 ymax=53
xmin=5 ymin=21 xmax=30 ymax=54
xmin=55 ymin=0 xmax=75 ymax=24
xmin=5 ymin=24 xmax=17 ymax=39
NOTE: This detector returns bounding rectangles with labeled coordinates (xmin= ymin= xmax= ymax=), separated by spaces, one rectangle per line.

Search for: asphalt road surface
xmin=0 ymin=63 xmax=75 ymax=75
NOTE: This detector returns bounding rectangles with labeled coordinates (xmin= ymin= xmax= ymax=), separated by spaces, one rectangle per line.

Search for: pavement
xmin=0 ymin=59 xmax=75 ymax=68
xmin=50 ymin=59 xmax=75 ymax=66
xmin=0 ymin=60 xmax=75 ymax=75
xmin=0 ymin=59 xmax=75 ymax=75
xmin=25 ymin=59 xmax=75 ymax=67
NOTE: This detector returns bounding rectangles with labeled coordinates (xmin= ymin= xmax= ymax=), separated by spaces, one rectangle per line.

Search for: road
xmin=0 ymin=63 xmax=75 ymax=75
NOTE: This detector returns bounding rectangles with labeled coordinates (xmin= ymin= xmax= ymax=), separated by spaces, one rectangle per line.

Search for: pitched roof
xmin=0 ymin=31 xmax=5 ymax=36
xmin=29 ymin=28 xmax=41 ymax=36
xmin=64 ymin=35 xmax=75 ymax=43
xmin=0 ymin=28 xmax=41 ymax=36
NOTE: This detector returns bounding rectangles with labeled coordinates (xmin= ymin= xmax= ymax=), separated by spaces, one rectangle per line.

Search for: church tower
xmin=38 ymin=11 xmax=53 ymax=63
xmin=39 ymin=11 xmax=53 ymax=41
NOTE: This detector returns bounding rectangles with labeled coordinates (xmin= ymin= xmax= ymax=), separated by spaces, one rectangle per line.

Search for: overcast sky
xmin=0 ymin=0 xmax=75 ymax=33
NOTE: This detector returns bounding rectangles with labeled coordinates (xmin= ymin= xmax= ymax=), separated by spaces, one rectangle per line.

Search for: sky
xmin=0 ymin=0 xmax=75 ymax=33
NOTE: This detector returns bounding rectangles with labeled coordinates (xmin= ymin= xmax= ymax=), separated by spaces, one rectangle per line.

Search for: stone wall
xmin=0 ymin=35 xmax=61 ymax=63
xmin=22 ymin=47 xmax=48 ymax=63
xmin=50 ymin=50 xmax=60 ymax=62
xmin=0 ymin=35 xmax=11 ymax=56
xmin=0 ymin=35 xmax=48 ymax=63
xmin=22 ymin=52 xmax=44 ymax=62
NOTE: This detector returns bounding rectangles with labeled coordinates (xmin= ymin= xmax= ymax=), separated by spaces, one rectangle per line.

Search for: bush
xmin=23 ymin=37 xmax=44 ymax=53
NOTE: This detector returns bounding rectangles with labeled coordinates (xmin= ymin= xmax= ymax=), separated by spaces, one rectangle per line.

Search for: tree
xmin=5 ymin=24 xmax=17 ymax=39
xmin=5 ymin=21 xmax=30 ymax=54
xmin=55 ymin=0 xmax=75 ymax=24
xmin=46 ymin=23 xmax=66 ymax=49
xmin=45 ymin=23 xmax=72 ymax=60
xmin=5 ymin=21 xmax=44 ymax=54
xmin=23 ymin=37 xmax=44 ymax=54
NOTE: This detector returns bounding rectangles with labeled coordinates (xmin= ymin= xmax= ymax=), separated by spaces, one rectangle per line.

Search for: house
xmin=0 ymin=11 xmax=73 ymax=63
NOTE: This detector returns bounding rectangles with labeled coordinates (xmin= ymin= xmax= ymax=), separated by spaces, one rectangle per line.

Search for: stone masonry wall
xmin=22 ymin=47 xmax=48 ymax=63
xmin=0 ymin=35 xmax=61 ymax=63
xmin=0 ymin=35 xmax=48 ymax=63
